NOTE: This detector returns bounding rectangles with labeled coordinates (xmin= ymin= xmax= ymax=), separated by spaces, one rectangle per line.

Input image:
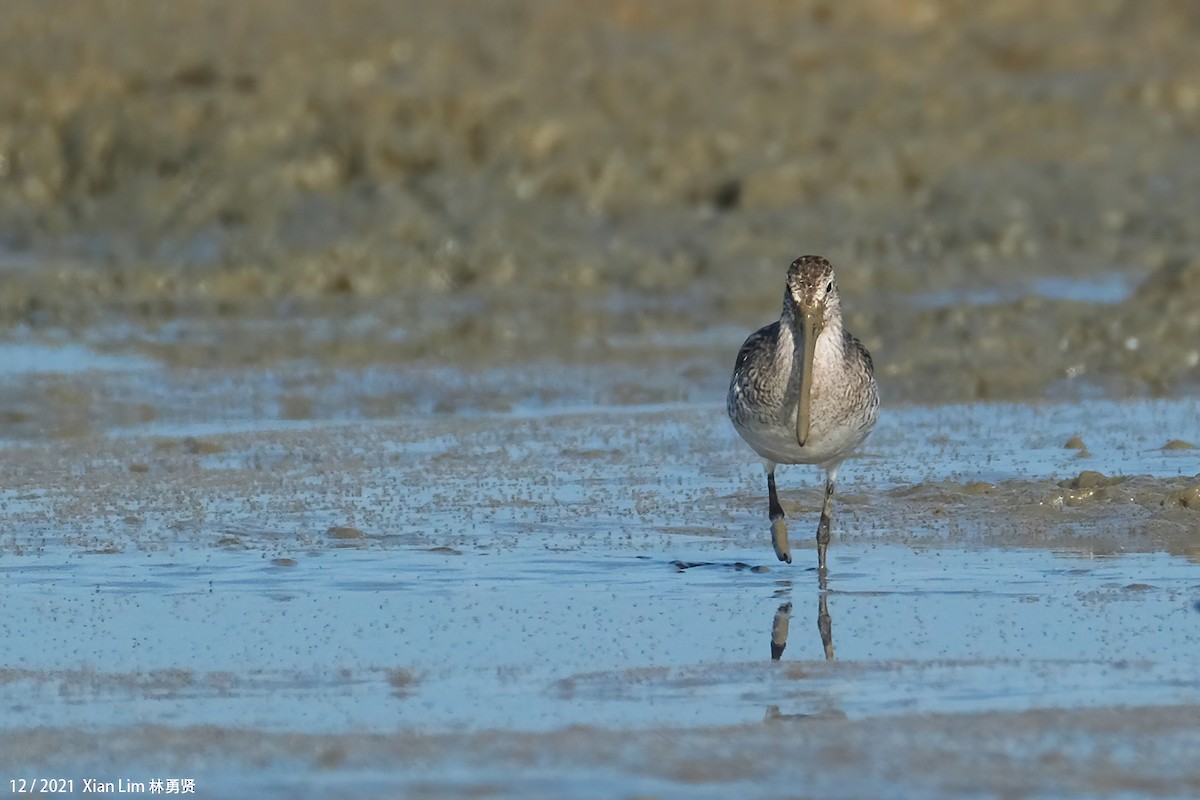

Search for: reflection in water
xmin=764 ymin=704 xmax=848 ymax=723
xmin=817 ymin=593 xmax=834 ymax=660
xmin=770 ymin=602 xmax=791 ymax=660
xmin=764 ymin=592 xmax=842 ymax=722
xmin=770 ymin=593 xmax=834 ymax=661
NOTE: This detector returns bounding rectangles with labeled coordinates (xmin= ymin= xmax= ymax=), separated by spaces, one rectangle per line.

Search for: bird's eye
xmin=825 ymin=281 xmax=833 ymax=293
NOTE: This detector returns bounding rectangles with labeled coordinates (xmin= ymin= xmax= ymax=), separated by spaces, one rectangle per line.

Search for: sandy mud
xmin=1 ymin=1 xmax=1200 ymax=399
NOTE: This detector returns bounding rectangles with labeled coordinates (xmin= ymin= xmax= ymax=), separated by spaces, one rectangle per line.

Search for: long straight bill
xmin=796 ymin=311 xmax=818 ymax=447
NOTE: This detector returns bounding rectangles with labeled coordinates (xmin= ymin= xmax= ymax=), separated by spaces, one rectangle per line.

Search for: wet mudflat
xmin=4 ymin=1 xmax=1200 ymax=796
xmin=1 ymin=350 xmax=1198 ymax=798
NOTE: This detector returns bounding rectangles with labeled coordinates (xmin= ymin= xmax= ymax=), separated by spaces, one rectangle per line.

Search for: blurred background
xmin=2 ymin=0 xmax=1200 ymax=431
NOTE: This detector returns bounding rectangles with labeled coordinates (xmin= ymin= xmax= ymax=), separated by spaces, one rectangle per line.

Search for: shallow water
xmin=915 ymin=271 xmax=1137 ymax=309
xmin=2 ymin=370 xmax=1198 ymax=797
xmin=0 ymin=340 xmax=158 ymax=376
xmin=16 ymin=544 xmax=1199 ymax=733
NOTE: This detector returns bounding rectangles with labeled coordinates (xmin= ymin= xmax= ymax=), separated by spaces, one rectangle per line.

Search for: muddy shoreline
xmin=3 ymin=1 xmax=1200 ymax=400
xmin=7 ymin=704 xmax=1200 ymax=799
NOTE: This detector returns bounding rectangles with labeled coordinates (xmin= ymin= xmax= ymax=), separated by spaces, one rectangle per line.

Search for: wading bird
xmin=727 ymin=255 xmax=879 ymax=570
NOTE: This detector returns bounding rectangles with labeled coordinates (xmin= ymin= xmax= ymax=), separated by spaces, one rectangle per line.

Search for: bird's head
xmin=784 ymin=254 xmax=840 ymax=334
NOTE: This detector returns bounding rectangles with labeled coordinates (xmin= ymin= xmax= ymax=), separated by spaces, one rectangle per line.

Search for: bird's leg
xmin=816 ymin=468 xmax=837 ymax=572
xmin=767 ymin=465 xmax=784 ymax=521
xmin=766 ymin=462 xmax=791 ymax=564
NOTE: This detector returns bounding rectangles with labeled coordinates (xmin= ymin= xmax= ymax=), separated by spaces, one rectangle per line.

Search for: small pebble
xmin=1059 ymin=470 xmax=1110 ymax=490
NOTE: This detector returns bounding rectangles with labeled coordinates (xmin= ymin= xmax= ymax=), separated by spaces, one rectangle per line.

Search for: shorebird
xmin=727 ymin=255 xmax=879 ymax=570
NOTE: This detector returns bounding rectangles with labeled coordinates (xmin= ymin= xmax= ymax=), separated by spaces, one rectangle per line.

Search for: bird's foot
xmin=770 ymin=517 xmax=792 ymax=564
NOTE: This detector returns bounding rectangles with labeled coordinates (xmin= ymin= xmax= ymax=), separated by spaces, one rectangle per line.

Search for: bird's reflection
xmin=666 ymin=554 xmax=835 ymax=661
xmin=770 ymin=592 xmax=834 ymax=661
xmin=817 ymin=592 xmax=834 ymax=660
xmin=770 ymin=601 xmax=791 ymax=660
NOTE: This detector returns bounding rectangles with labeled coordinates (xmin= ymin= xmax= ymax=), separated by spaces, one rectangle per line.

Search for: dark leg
xmin=766 ymin=463 xmax=792 ymax=564
xmin=767 ymin=468 xmax=784 ymax=521
xmin=816 ymin=468 xmax=837 ymax=572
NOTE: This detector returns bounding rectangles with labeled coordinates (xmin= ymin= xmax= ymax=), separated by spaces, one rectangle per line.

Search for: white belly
xmin=733 ymin=409 xmax=873 ymax=467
